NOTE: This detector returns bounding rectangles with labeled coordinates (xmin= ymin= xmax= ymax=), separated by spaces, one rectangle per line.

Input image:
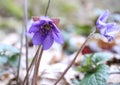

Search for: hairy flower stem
xmin=32 ymin=46 xmax=43 ymax=85
xmin=22 ymin=46 xmax=41 ymax=85
xmin=54 ymin=30 xmax=96 ymax=85
xmin=45 ymin=0 xmax=51 ymax=16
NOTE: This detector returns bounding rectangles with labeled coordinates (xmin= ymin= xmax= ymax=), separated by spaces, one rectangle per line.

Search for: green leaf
xmin=0 ymin=55 xmax=8 ymax=65
xmin=8 ymin=53 xmax=19 ymax=67
xmin=77 ymin=52 xmax=111 ymax=73
xmin=92 ymin=52 xmax=112 ymax=65
xmin=0 ymin=45 xmax=19 ymax=67
xmin=0 ymin=44 xmax=19 ymax=53
xmin=77 ymin=65 xmax=92 ymax=72
xmin=77 ymin=54 xmax=94 ymax=72
xmin=73 ymin=79 xmax=80 ymax=85
xmin=80 ymin=64 xmax=109 ymax=85
xmin=82 ymin=54 xmax=93 ymax=66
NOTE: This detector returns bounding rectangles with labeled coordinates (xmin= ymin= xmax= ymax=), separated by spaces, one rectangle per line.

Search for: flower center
xmin=44 ymin=23 xmax=52 ymax=30
xmin=40 ymin=23 xmax=52 ymax=35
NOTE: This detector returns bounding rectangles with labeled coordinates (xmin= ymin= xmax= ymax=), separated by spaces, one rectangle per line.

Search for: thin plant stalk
xmin=54 ymin=30 xmax=96 ymax=85
xmin=110 ymin=71 xmax=120 ymax=74
xmin=45 ymin=0 xmax=51 ymax=16
xmin=23 ymin=0 xmax=51 ymax=84
xmin=24 ymin=0 xmax=29 ymax=84
xmin=32 ymin=46 xmax=43 ymax=85
xmin=16 ymin=25 xmax=24 ymax=85
xmin=31 ymin=0 xmax=51 ymax=84
xmin=22 ymin=46 xmax=41 ymax=85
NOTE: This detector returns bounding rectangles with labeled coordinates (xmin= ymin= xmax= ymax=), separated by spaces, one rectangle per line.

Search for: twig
xmin=22 ymin=46 xmax=41 ymax=85
xmin=32 ymin=46 xmax=43 ymax=85
xmin=54 ymin=30 xmax=96 ymax=85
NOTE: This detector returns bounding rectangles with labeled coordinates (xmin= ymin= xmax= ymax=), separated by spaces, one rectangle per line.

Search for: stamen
xmin=44 ymin=23 xmax=51 ymax=30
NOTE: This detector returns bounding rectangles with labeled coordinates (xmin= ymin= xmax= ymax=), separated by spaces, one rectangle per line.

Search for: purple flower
xmin=28 ymin=16 xmax=64 ymax=50
xmin=96 ymin=10 xmax=119 ymax=41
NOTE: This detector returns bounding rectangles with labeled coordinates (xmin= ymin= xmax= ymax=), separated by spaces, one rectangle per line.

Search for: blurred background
xmin=0 ymin=0 xmax=120 ymax=85
xmin=0 ymin=0 xmax=120 ymax=40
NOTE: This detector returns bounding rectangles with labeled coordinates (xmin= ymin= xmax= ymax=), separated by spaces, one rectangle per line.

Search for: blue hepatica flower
xmin=28 ymin=16 xmax=64 ymax=50
xmin=96 ymin=10 xmax=119 ymax=41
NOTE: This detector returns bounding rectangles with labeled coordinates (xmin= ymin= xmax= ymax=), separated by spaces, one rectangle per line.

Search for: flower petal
xmin=95 ymin=10 xmax=119 ymax=41
xmin=106 ymin=23 xmax=118 ymax=36
xmin=52 ymin=18 xmax=60 ymax=26
xmin=99 ymin=27 xmax=107 ymax=35
xmin=98 ymin=10 xmax=110 ymax=22
xmin=32 ymin=16 xmax=40 ymax=21
xmin=106 ymin=23 xmax=118 ymax=32
xmin=52 ymin=24 xmax=61 ymax=33
xmin=101 ymin=23 xmax=119 ymax=41
xmin=42 ymin=32 xmax=54 ymax=50
xmin=96 ymin=20 xmax=106 ymax=29
xmin=28 ymin=20 xmax=41 ymax=33
xmin=96 ymin=10 xmax=109 ymax=29
xmin=28 ymin=20 xmax=47 ymax=33
xmin=40 ymin=16 xmax=52 ymax=21
xmin=28 ymin=25 xmax=39 ymax=33
xmin=28 ymin=16 xmax=63 ymax=49
xmin=26 ymin=32 xmax=34 ymax=38
xmin=103 ymin=34 xmax=113 ymax=41
xmin=32 ymin=32 xmax=45 ymax=45
xmin=53 ymin=32 xmax=64 ymax=44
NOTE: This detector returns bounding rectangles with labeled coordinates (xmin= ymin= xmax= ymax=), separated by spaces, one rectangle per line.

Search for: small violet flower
xmin=96 ymin=10 xmax=119 ymax=41
xmin=28 ymin=16 xmax=64 ymax=50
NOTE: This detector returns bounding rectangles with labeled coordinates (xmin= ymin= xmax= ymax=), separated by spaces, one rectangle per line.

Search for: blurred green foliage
xmin=0 ymin=44 xmax=19 ymax=67
xmin=0 ymin=0 xmax=23 ymax=19
xmin=75 ymin=24 xmax=92 ymax=35
xmin=76 ymin=52 xmax=111 ymax=85
xmin=79 ymin=64 xmax=109 ymax=85
xmin=77 ymin=52 xmax=111 ymax=72
xmin=0 ymin=0 xmax=120 ymax=45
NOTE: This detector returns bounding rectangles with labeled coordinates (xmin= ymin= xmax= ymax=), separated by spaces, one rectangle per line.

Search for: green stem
xmin=54 ymin=30 xmax=96 ymax=85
